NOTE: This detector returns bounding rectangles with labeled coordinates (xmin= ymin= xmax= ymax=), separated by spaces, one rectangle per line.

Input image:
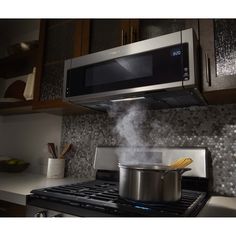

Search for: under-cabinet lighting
xmin=111 ymin=97 xmax=146 ymax=103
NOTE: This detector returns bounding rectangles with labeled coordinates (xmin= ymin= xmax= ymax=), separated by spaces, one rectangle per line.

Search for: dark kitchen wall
xmin=61 ymin=103 xmax=236 ymax=196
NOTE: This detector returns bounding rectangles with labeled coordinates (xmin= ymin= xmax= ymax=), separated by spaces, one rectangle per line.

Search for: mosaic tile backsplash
xmin=40 ymin=62 xmax=64 ymax=101
xmin=215 ymin=19 xmax=236 ymax=77
xmin=61 ymin=103 xmax=236 ymax=196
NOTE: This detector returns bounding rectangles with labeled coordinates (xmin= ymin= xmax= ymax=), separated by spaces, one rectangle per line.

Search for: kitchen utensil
xmin=60 ymin=144 xmax=72 ymax=159
xmin=169 ymin=157 xmax=193 ymax=169
xmin=47 ymin=143 xmax=58 ymax=159
xmin=119 ymin=163 xmax=191 ymax=202
xmin=23 ymin=67 xmax=36 ymax=101
xmin=47 ymin=143 xmax=55 ymax=158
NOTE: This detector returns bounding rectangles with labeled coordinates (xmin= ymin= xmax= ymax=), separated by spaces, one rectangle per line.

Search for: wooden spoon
xmin=60 ymin=144 xmax=72 ymax=159
xmin=48 ymin=143 xmax=57 ymax=159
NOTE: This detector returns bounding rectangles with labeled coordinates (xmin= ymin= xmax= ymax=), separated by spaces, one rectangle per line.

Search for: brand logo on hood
xmin=171 ymin=48 xmax=182 ymax=57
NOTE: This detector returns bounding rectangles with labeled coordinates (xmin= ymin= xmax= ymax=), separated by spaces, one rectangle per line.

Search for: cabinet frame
xmin=32 ymin=19 xmax=92 ymax=115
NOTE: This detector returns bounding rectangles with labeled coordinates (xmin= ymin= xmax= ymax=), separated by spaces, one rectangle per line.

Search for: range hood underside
xmin=75 ymin=88 xmax=206 ymax=111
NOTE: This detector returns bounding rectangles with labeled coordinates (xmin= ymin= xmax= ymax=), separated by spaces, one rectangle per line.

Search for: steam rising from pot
xmin=115 ymin=104 xmax=146 ymax=147
xmin=108 ymin=103 xmax=162 ymax=165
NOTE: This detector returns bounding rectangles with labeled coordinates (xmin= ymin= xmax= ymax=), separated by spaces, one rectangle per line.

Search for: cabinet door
xmin=89 ymin=19 xmax=198 ymax=52
xmin=36 ymin=20 xmax=90 ymax=102
xmin=89 ymin=20 xmax=129 ymax=53
xmin=0 ymin=200 xmax=26 ymax=217
xmin=200 ymin=19 xmax=236 ymax=94
xmin=135 ymin=19 xmax=199 ymax=41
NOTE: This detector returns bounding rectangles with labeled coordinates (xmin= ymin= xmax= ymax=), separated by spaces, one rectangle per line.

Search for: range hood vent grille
xmin=80 ymin=88 xmax=206 ymax=111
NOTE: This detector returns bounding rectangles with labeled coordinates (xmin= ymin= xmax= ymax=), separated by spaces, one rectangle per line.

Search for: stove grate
xmin=30 ymin=180 xmax=207 ymax=216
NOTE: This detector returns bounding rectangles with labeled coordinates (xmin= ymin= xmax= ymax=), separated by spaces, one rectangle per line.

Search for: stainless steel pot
xmin=119 ymin=164 xmax=191 ymax=202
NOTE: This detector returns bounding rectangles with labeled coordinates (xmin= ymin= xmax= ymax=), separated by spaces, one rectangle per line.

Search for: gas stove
xmin=27 ymin=147 xmax=210 ymax=217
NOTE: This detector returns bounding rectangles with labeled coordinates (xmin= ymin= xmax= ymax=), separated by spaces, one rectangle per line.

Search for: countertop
xmin=198 ymin=196 xmax=236 ymax=217
xmin=0 ymin=172 xmax=91 ymax=206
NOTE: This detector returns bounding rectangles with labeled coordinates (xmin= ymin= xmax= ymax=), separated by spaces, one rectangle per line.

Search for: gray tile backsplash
xmin=40 ymin=62 xmax=64 ymax=101
xmin=61 ymin=104 xmax=236 ymax=196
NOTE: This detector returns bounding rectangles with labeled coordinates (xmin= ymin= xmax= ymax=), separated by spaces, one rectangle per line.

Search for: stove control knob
xmin=34 ymin=211 xmax=48 ymax=217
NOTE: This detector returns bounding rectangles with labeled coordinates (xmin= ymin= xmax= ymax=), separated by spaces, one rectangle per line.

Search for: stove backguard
xmin=94 ymin=147 xmax=211 ymax=193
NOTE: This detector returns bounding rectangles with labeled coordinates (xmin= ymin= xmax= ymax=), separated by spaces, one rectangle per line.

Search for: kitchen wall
xmin=61 ymin=103 xmax=236 ymax=196
xmin=0 ymin=113 xmax=62 ymax=174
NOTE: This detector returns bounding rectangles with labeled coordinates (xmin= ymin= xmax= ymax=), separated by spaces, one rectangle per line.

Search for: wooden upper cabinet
xmin=89 ymin=20 xmax=130 ymax=53
xmin=32 ymin=19 xmax=92 ymax=115
xmin=35 ymin=19 xmax=90 ymax=103
xmin=200 ymin=19 xmax=236 ymax=104
xmin=88 ymin=19 xmax=199 ymax=54
xmin=0 ymin=19 xmax=40 ymax=115
xmin=73 ymin=20 xmax=90 ymax=57
xmin=137 ymin=19 xmax=199 ymax=41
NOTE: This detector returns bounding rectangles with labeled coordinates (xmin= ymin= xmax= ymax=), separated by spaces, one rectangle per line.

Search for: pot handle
xmin=176 ymin=168 xmax=191 ymax=175
xmin=161 ymin=168 xmax=191 ymax=180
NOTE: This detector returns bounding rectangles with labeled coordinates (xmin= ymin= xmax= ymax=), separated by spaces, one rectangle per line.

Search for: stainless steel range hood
xmin=63 ymin=28 xmax=206 ymax=111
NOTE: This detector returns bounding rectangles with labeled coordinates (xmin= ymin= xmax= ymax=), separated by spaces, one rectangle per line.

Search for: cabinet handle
xmin=121 ymin=29 xmax=128 ymax=45
xmin=121 ymin=29 xmax=124 ymax=45
xmin=124 ymin=31 xmax=128 ymax=45
xmin=130 ymin=26 xmax=134 ymax=43
xmin=130 ymin=26 xmax=137 ymax=43
xmin=205 ymin=53 xmax=211 ymax=87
